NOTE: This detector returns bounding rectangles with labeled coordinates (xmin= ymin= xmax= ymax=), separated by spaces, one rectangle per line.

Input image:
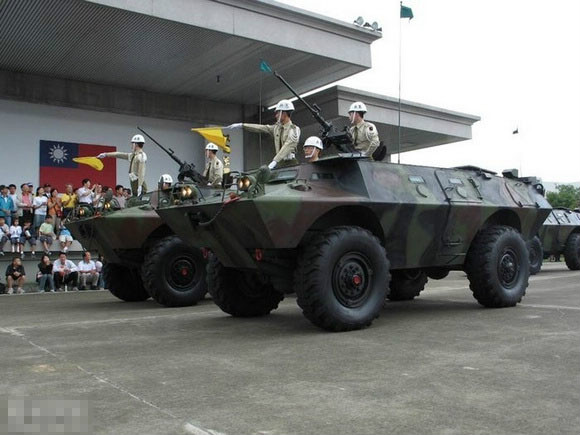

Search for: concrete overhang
xmin=292 ymin=86 xmax=481 ymax=153
xmin=0 ymin=0 xmax=381 ymax=105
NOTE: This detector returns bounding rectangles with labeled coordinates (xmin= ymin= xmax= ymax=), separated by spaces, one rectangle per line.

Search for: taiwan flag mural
xmin=39 ymin=140 xmax=117 ymax=191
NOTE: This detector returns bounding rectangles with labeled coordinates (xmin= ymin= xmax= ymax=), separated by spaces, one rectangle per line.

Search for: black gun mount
xmin=272 ymin=72 xmax=355 ymax=154
xmin=137 ymin=127 xmax=205 ymax=184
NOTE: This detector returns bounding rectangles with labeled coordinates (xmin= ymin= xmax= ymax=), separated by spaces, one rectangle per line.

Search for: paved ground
xmin=1 ymin=263 xmax=579 ymax=435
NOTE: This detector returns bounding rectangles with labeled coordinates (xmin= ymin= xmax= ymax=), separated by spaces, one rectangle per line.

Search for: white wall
xmin=0 ymin=99 xmax=244 ymax=187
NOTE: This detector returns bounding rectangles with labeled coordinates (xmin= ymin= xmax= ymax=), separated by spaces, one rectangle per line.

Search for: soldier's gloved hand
xmin=97 ymin=153 xmax=106 ymax=159
xmin=267 ymin=161 xmax=277 ymax=170
xmin=226 ymin=123 xmax=242 ymax=130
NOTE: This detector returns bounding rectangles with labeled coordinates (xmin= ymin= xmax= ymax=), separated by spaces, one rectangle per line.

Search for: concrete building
xmin=0 ymin=0 xmax=479 ymax=190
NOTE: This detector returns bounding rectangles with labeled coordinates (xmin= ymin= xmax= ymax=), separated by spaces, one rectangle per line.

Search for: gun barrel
xmin=137 ymin=127 xmax=184 ymax=166
xmin=272 ymin=72 xmax=332 ymax=133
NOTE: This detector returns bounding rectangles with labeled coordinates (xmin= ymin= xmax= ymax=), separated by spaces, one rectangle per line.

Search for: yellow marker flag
xmin=191 ymin=127 xmax=231 ymax=153
xmin=73 ymin=156 xmax=104 ymax=171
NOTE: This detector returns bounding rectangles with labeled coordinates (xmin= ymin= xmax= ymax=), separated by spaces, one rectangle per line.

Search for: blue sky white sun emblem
xmin=48 ymin=144 xmax=68 ymax=164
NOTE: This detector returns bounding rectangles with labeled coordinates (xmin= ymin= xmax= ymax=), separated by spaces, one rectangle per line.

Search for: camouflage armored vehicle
xmin=527 ymin=208 xmax=580 ymax=274
xmin=65 ymin=130 xmax=209 ymax=307
xmin=155 ymin=69 xmax=552 ymax=331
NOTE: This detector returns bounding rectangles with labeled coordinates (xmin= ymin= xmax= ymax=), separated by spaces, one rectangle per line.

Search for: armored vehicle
xmin=155 ymin=68 xmax=550 ymax=331
xmin=527 ymin=208 xmax=580 ymax=274
xmin=65 ymin=130 xmax=209 ymax=307
xmin=157 ymin=159 xmax=550 ymax=331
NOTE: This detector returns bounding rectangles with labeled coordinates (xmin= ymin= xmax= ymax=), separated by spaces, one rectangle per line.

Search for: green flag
xmin=400 ymin=4 xmax=413 ymax=20
xmin=260 ymin=60 xmax=272 ymax=73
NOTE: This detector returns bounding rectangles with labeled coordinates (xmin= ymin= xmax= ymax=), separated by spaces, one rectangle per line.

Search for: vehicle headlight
xmin=238 ymin=176 xmax=254 ymax=192
xmin=180 ymin=186 xmax=193 ymax=199
xmin=79 ymin=208 xmax=85 ymax=216
xmin=104 ymin=202 xmax=111 ymax=210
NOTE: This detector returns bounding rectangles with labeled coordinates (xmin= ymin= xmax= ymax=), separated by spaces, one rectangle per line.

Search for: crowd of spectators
xmin=1 ymin=178 xmax=127 ymax=295
xmin=0 ymin=180 xmax=132 ymax=257
xmin=3 ymin=251 xmax=104 ymax=295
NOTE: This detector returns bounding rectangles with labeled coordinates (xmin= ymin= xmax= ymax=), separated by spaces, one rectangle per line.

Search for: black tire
xmin=387 ymin=270 xmax=428 ymax=301
xmin=103 ymin=263 xmax=149 ymax=302
xmin=564 ymin=233 xmax=580 ymax=270
xmin=465 ymin=225 xmax=529 ymax=307
xmin=527 ymin=235 xmax=543 ymax=275
xmin=206 ymin=256 xmax=283 ymax=317
xmin=425 ymin=268 xmax=450 ymax=280
xmin=141 ymin=235 xmax=207 ymax=307
xmin=294 ymin=226 xmax=390 ymax=332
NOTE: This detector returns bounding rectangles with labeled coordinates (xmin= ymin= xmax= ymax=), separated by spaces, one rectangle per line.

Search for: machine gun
xmin=137 ymin=127 xmax=205 ymax=184
xmin=271 ymin=71 xmax=355 ymax=153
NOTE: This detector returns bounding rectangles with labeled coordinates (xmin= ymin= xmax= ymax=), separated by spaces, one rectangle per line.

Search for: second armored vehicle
xmin=528 ymin=208 xmax=580 ymax=274
xmin=66 ymin=131 xmax=210 ymax=307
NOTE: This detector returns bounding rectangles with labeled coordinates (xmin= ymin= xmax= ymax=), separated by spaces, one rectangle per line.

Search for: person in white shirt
xmin=9 ymin=218 xmax=22 ymax=254
xmin=77 ymin=251 xmax=99 ymax=290
xmin=8 ymin=184 xmax=19 ymax=223
xmin=77 ymin=178 xmax=95 ymax=205
xmin=52 ymin=252 xmax=79 ymax=291
xmin=33 ymin=186 xmax=48 ymax=233
xmin=95 ymin=255 xmax=104 ymax=289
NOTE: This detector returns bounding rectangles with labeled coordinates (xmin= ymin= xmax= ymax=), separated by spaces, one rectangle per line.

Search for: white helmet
xmin=205 ymin=142 xmax=219 ymax=151
xmin=274 ymin=99 xmax=295 ymax=112
xmin=159 ymin=174 xmax=173 ymax=184
xmin=348 ymin=101 xmax=367 ymax=113
xmin=131 ymin=134 xmax=145 ymax=144
xmin=304 ymin=136 xmax=323 ymax=150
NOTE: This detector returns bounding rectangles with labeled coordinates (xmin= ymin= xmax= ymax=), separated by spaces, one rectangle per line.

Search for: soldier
xmin=158 ymin=174 xmax=173 ymax=191
xmin=303 ymin=136 xmax=323 ymax=163
xmin=348 ymin=102 xmax=380 ymax=158
xmin=203 ymin=143 xmax=224 ymax=187
xmin=98 ymin=134 xmax=148 ymax=196
xmin=227 ymin=99 xmax=300 ymax=169
xmin=153 ymin=174 xmax=174 ymax=208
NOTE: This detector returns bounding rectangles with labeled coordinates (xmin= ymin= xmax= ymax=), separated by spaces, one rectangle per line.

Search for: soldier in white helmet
xmin=203 ymin=143 xmax=224 ymax=188
xmin=158 ymin=173 xmax=173 ymax=191
xmin=98 ymin=134 xmax=148 ymax=195
xmin=348 ymin=102 xmax=380 ymax=158
xmin=303 ymin=136 xmax=323 ymax=163
xmin=227 ymin=99 xmax=300 ymax=169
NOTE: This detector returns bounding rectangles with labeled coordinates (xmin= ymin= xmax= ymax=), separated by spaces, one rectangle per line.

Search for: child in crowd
xmin=59 ymin=223 xmax=74 ymax=253
xmin=38 ymin=215 xmax=56 ymax=255
xmin=20 ymin=221 xmax=37 ymax=259
xmin=0 ymin=216 xmax=9 ymax=256
xmin=9 ymin=217 xmax=22 ymax=254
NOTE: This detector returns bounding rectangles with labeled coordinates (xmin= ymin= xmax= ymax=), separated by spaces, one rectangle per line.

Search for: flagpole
xmin=397 ymin=1 xmax=402 ymax=164
xmin=259 ymin=66 xmax=263 ymax=166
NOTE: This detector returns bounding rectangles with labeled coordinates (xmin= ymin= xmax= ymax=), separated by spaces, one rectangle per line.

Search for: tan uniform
xmin=204 ymin=157 xmax=224 ymax=188
xmin=104 ymin=149 xmax=147 ymax=195
xmin=349 ymin=120 xmax=380 ymax=157
xmin=243 ymin=121 xmax=300 ymax=165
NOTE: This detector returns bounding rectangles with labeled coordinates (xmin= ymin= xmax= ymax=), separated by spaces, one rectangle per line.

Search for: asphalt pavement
xmin=1 ymin=263 xmax=579 ymax=435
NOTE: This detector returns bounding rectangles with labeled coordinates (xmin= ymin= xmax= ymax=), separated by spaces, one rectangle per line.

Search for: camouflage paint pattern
xmin=64 ymin=185 xmax=213 ymax=267
xmin=65 ymin=204 xmax=165 ymax=266
xmin=156 ymin=156 xmax=551 ymax=271
xmin=538 ymin=208 xmax=580 ymax=255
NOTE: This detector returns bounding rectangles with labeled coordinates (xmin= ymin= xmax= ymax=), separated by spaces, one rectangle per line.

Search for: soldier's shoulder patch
xmin=289 ymin=125 xmax=300 ymax=141
xmin=365 ymin=123 xmax=379 ymax=141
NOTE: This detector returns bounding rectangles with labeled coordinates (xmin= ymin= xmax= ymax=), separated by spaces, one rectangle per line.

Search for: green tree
xmin=546 ymin=184 xmax=580 ymax=209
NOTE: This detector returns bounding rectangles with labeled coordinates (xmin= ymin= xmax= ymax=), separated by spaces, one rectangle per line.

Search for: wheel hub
xmin=167 ymin=256 xmax=197 ymax=291
xmin=498 ymin=249 xmax=520 ymax=288
xmin=332 ymin=253 xmax=372 ymax=308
